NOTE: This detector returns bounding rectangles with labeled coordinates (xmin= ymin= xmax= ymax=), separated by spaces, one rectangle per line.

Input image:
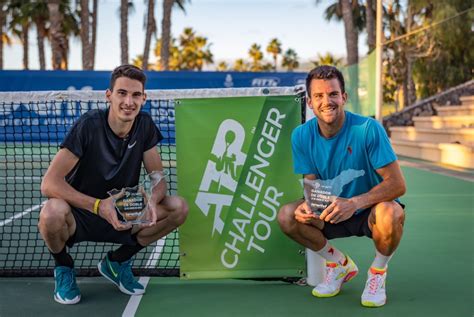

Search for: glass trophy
xmin=108 ymin=170 xmax=169 ymax=225
xmin=303 ymin=179 xmax=335 ymax=216
xmin=303 ymin=169 xmax=366 ymax=216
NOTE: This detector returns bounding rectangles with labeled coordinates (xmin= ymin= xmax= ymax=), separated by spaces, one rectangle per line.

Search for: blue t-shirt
xmin=291 ymin=111 xmax=397 ymax=210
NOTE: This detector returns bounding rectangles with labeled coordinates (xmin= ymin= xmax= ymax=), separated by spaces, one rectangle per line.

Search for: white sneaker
xmin=361 ymin=267 xmax=387 ymax=307
xmin=312 ymin=255 xmax=358 ymax=298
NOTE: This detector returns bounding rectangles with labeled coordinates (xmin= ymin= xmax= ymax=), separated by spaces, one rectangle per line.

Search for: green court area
xmin=0 ymin=143 xmax=178 ymax=274
xmin=0 ymin=163 xmax=472 ymax=316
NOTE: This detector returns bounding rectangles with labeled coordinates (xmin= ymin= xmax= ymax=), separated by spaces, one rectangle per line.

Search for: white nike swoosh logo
xmin=128 ymin=141 xmax=137 ymax=149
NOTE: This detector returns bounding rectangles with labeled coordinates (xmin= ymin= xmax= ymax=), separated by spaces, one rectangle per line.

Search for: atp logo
xmin=195 ymin=119 xmax=247 ymax=236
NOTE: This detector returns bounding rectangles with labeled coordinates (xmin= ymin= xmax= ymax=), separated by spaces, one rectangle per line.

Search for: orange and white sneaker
xmin=361 ymin=267 xmax=387 ymax=307
xmin=312 ymin=255 xmax=358 ymax=298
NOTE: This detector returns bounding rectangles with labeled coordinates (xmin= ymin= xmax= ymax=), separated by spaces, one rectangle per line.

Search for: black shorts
xmin=66 ymin=207 xmax=138 ymax=248
xmin=322 ymin=202 xmax=406 ymax=240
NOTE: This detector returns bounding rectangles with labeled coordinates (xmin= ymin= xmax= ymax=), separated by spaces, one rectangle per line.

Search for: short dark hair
xmin=306 ymin=65 xmax=345 ymax=96
xmin=109 ymin=64 xmax=147 ymax=90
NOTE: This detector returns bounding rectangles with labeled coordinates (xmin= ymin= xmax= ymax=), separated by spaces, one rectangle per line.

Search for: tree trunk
xmin=341 ymin=0 xmax=358 ymax=65
xmin=402 ymin=75 xmax=408 ymax=109
xmin=62 ymin=42 xmax=69 ymax=69
xmin=91 ymin=0 xmax=98 ymax=68
xmin=0 ymin=5 xmax=5 ymax=70
xmin=365 ymin=0 xmax=375 ymax=52
xmin=80 ymin=0 xmax=93 ymax=70
xmin=48 ymin=1 xmax=67 ymax=70
xmin=341 ymin=0 xmax=360 ymax=112
xmin=120 ymin=0 xmax=128 ymax=64
xmin=143 ymin=0 xmax=155 ymax=70
xmin=22 ymin=24 xmax=29 ymax=70
xmin=161 ymin=0 xmax=173 ymax=70
xmin=36 ymin=20 xmax=46 ymax=70
xmin=404 ymin=2 xmax=416 ymax=106
xmin=406 ymin=57 xmax=416 ymax=106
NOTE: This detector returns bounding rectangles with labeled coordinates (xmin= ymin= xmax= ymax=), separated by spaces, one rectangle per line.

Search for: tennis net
xmin=0 ymin=87 xmax=304 ymax=277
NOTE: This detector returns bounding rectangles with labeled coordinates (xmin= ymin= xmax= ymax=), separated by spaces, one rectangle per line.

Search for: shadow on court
xmin=0 ymin=164 xmax=472 ymax=317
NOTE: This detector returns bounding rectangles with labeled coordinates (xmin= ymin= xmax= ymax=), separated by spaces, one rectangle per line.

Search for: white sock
xmin=316 ymin=240 xmax=346 ymax=265
xmin=371 ymin=249 xmax=392 ymax=269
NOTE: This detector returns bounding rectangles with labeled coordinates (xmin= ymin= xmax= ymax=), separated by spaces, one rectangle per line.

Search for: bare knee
xmin=277 ymin=203 xmax=297 ymax=234
xmin=38 ymin=199 xmax=71 ymax=232
xmin=371 ymin=201 xmax=405 ymax=235
xmin=377 ymin=201 xmax=404 ymax=222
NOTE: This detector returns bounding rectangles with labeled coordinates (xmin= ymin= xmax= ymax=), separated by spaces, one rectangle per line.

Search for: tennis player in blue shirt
xmin=278 ymin=65 xmax=406 ymax=307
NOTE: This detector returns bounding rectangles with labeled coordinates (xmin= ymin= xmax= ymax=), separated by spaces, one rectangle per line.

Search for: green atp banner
xmin=176 ymin=95 xmax=305 ymax=279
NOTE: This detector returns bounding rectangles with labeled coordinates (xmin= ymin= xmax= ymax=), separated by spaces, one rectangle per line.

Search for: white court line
xmin=0 ymin=202 xmax=44 ymax=226
xmin=122 ymin=237 xmax=167 ymax=317
xmin=0 ymin=176 xmax=42 ymax=181
xmin=403 ymin=193 xmax=473 ymax=198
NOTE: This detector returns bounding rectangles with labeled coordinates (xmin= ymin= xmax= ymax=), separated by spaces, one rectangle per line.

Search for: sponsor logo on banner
xmin=224 ymin=74 xmax=234 ymax=88
xmin=195 ymin=119 xmax=247 ymax=236
xmin=195 ymin=107 xmax=289 ymax=269
xmin=251 ymin=77 xmax=280 ymax=87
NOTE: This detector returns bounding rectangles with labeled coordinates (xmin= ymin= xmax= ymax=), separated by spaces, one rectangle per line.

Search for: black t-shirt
xmin=60 ymin=108 xmax=163 ymax=199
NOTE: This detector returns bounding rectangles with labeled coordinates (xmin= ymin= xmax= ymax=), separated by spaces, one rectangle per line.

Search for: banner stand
xmin=306 ymin=248 xmax=325 ymax=286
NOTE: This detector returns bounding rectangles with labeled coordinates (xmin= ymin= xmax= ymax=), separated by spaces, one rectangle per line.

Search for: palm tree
xmin=384 ymin=0 xmax=438 ymax=108
xmin=167 ymin=42 xmax=181 ymax=70
xmin=142 ymin=0 xmax=157 ymax=70
xmin=248 ymin=43 xmax=263 ymax=71
xmin=262 ymin=62 xmax=274 ymax=71
xmin=8 ymin=1 xmax=32 ymax=69
xmin=216 ymin=61 xmax=228 ymax=71
xmin=48 ymin=0 xmax=66 ymax=69
xmin=314 ymin=0 xmax=363 ymax=63
xmin=79 ymin=0 xmax=93 ymax=69
xmin=132 ymin=54 xmax=143 ymax=68
xmin=119 ymin=0 xmax=134 ymax=65
xmin=233 ymin=58 xmax=248 ymax=72
xmin=61 ymin=1 xmax=80 ymax=69
xmin=48 ymin=0 xmax=79 ymax=70
xmin=91 ymin=0 xmax=98 ymax=68
xmin=30 ymin=2 xmax=49 ymax=70
xmin=266 ymin=38 xmax=282 ymax=71
xmin=178 ymin=27 xmax=213 ymax=71
xmin=77 ymin=0 xmax=98 ymax=69
xmin=365 ymin=0 xmax=375 ymax=52
xmin=153 ymin=28 xmax=213 ymax=71
xmin=281 ymin=49 xmax=299 ymax=72
xmin=340 ymin=0 xmax=358 ymax=66
xmin=153 ymin=37 xmax=178 ymax=70
xmin=0 ymin=1 xmax=12 ymax=69
xmin=133 ymin=52 xmax=156 ymax=70
xmin=193 ymin=36 xmax=213 ymax=71
xmin=312 ymin=52 xmax=343 ymax=67
xmin=160 ymin=0 xmax=188 ymax=70
xmin=341 ymin=0 xmax=360 ymax=112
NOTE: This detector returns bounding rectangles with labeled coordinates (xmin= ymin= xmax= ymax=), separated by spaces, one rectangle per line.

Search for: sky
xmin=4 ymin=0 xmax=368 ymax=71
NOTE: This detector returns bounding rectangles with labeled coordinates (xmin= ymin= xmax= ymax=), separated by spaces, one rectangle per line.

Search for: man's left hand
xmin=319 ymin=197 xmax=357 ymax=224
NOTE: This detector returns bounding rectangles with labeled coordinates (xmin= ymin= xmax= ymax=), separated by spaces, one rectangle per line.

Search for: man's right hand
xmin=98 ymin=191 xmax=132 ymax=231
xmin=294 ymin=201 xmax=317 ymax=224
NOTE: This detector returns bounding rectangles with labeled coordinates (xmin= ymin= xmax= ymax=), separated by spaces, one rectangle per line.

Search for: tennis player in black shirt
xmin=38 ymin=64 xmax=189 ymax=304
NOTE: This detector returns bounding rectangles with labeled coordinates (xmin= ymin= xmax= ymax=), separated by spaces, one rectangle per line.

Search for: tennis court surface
xmin=1 ymin=160 xmax=472 ymax=317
